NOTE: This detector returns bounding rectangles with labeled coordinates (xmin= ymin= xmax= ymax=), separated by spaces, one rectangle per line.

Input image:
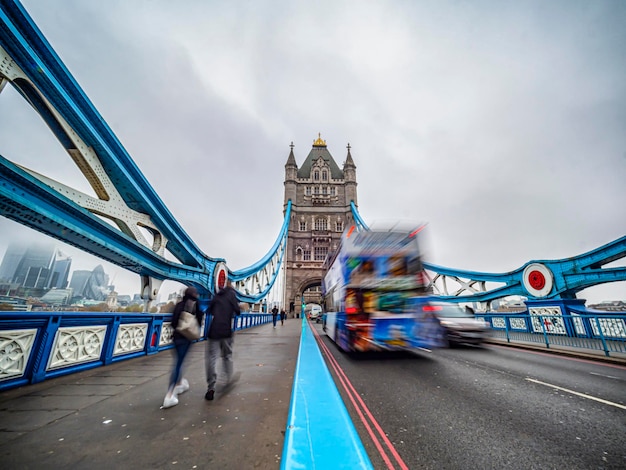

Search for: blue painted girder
xmin=0 ymin=0 xmax=288 ymax=303
xmin=0 ymin=155 xmax=215 ymax=293
xmin=349 ymin=204 xmax=625 ymax=302
xmin=0 ymin=0 xmax=206 ymax=268
xmin=229 ymin=201 xmax=291 ymax=303
xmin=424 ymin=236 xmax=626 ymax=302
xmin=350 ymin=201 xmax=369 ymax=231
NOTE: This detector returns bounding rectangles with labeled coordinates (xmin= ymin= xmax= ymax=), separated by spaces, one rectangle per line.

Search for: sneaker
xmin=205 ymin=389 xmax=215 ymax=401
xmin=174 ymin=378 xmax=189 ymax=395
xmin=162 ymin=394 xmax=179 ymax=409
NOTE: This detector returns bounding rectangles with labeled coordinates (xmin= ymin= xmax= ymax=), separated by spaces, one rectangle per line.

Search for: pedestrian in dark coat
xmin=205 ymin=281 xmax=240 ymax=400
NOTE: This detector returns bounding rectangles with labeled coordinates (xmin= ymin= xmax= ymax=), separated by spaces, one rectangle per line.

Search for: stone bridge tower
xmin=283 ymin=134 xmax=358 ymax=317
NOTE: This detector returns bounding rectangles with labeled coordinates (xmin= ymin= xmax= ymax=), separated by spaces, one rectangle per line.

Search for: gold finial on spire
xmin=313 ymin=132 xmax=327 ymax=147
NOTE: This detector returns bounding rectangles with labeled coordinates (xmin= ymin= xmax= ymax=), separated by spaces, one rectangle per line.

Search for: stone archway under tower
xmin=294 ymin=277 xmax=322 ymax=318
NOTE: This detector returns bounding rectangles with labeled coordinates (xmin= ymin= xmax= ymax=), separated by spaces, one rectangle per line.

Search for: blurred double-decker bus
xmin=321 ymin=225 xmax=444 ymax=353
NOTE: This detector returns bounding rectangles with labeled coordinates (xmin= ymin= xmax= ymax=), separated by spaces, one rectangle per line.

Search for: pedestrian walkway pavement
xmin=0 ymin=318 xmax=302 ymax=469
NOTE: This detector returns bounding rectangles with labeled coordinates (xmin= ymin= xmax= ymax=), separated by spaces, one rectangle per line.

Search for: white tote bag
xmin=176 ymin=301 xmax=200 ymax=340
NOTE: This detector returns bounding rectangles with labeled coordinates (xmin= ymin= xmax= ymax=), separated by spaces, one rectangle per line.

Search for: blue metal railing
xmin=0 ymin=311 xmax=272 ymax=391
xmin=479 ymin=312 xmax=626 ymax=358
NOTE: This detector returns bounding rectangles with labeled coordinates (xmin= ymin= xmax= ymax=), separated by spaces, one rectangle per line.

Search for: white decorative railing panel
xmin=47 ymin=326 xmax=107 ymax=370
xmin=0 ymin=328 xmax=38 ymax=381
xmin=114 ymin=323 xmax=148 ymax=356
xmin=160 ymin=322 xmax=174 ymax=346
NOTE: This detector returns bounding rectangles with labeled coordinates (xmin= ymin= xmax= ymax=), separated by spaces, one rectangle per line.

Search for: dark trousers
xmin=169 ymin=337 xmax=191 ymax=389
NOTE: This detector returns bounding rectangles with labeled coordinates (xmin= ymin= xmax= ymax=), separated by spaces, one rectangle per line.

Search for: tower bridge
xmin=1 ymin=0 xmax=625 ymax=311
xmin=1 ymin=2 xmax=625 ymax=468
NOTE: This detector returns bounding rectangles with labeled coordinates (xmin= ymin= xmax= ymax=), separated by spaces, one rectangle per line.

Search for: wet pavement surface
xmin=0 ymin=319 xmax=301 ymax=470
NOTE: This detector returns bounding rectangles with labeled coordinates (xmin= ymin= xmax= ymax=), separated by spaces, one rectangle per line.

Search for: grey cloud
xmin=0 ymin=0 xmax=624 ymax=302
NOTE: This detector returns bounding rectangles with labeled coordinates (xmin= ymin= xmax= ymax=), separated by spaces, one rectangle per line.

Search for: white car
xmin=307 ymin=305 xmax=322 ymax=322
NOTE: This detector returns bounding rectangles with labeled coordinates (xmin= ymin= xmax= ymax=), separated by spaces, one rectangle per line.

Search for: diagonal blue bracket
xmin=547 ymin=236 xmax=626 ymax=296
xmin=350 ymin=201 xmax=369 ymax=231
xmin=0 ymin=154 xmax=215 ymax=290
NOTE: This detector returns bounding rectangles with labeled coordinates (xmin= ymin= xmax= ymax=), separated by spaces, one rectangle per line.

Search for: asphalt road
xmin=312 ymin=322 xmax=626 ymax=470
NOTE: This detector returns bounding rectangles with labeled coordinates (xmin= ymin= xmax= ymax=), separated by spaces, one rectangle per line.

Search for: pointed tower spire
xmin=284 ymin=141 xmax=298 ymax=210
xmin=344 ymin=142 xmax=355 ymax=168
xmin=285 ymin=141 xmax=297 ymax=168
xmin=343 ymin=142 xmax=357 ymax=205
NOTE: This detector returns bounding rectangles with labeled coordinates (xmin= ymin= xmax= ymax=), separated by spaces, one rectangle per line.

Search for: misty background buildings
xmin=0 ymin=242 xmax=152 ymax=309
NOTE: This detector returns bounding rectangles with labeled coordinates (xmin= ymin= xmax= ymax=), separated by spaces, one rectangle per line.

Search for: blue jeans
xmin=206 ymin=337 xmax=234 ymax=391
xmin=272 ymin=315 xmax=277 ymax=326
xmin=169 ymin=337 xmax=191 ymax=390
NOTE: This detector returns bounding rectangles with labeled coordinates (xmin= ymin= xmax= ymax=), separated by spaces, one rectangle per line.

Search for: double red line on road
xmin=309 ymin=322 xmax=409 ymax=470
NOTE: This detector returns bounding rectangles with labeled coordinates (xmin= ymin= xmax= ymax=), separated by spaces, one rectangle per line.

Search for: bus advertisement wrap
xmin=322 ymin=226 xmax=445 ymax=353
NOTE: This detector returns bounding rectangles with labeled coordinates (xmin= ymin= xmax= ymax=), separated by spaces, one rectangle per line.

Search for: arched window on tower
xmin=296 ymin=247 xmax=303 ymax=261
xmin=299 ymin=221 xmax=306 ymax=231
xmin=314 ymin=171 xmax=319 ymax=181
xmin=322 ymin=170 xmax=328 ymax=181
xmin=305 ymin=187 xmax=311 ymax=196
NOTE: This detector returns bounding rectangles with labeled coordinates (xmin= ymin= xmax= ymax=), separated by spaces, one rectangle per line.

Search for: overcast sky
xmin=1 ymin=0 xmax=625 ymax=304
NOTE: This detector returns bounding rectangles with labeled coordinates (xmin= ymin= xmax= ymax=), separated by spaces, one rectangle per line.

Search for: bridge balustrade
xmin=480 ymin=300 xmax=626 ymax=358
xmin=233 ymin=312 xmax=272 ymax=330
xmin=0 ymin=311 xmax=272 ymax=391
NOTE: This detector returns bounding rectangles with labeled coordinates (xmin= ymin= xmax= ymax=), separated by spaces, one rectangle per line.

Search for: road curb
xmin=485 ymin=338 xmax=626 ymax=366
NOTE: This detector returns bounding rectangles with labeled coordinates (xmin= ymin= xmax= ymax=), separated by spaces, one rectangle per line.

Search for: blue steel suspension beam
xmin=229 ymin=201 xmax=291 ymax=304
xmin=0 ymin=155 xmax=214 ymax=292
xmin=350 ymin=201 xmax=369 ymax=231
xmin=0 ymin=1 xmax=205 ymax=268
xmin=349 ymin=203 xmax=626 ymax=303
xmin=424 ymin=237 xmax=626 ymax=303
xmin=0 ymin=0 xmax=288 ymax=303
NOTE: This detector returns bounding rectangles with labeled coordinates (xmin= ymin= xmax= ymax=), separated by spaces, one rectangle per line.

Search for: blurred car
xmin=429 ymin=303 xmax=490 ymax=346
xmin=306 ymin=304 xmax=323 ymax=322
xmin=309 ymin=309 xmax=323 ymax=322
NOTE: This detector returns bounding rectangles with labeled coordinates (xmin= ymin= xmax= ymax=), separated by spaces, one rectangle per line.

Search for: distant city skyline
xmin=0 ymin=219 xmax=623 ymax=306
xmin=0 ymin=228 xmax=187 ymax=301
